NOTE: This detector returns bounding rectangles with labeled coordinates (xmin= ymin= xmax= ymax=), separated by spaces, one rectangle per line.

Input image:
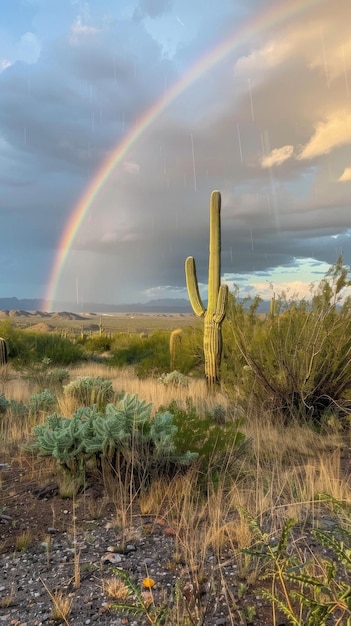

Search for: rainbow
xmin=45 ymin=0 xmax=325 ymax=311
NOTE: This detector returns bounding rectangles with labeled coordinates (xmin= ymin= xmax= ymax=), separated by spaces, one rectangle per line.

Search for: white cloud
xmin=298 ymin=111 xmax=351 ymax=160
xmin=309 ymin=38 xmax=351 ymax=83
xmin=338 ymin=166 xmax=351 ymax=182
xmin=234 ymin=40 xmax=293 ymax=77
xmin=261 ymin=145 xmax=294 ymax=168
xmin=0 ymin=58 xmax=12 ymax=72
xmin=251 ymin=280 xmax=314 ymax=300
xmin=69 ymin=16 xmax=99 ymax=44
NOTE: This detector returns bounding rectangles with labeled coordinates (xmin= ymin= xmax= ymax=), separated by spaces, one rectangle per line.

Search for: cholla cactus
xmin=0 ymin=338 xmax=8 ymax=365
xmin=185 ymin=190 xmax=228 ymax=390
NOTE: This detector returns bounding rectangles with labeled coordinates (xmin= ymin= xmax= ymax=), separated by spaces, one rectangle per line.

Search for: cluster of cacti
xmin=185 ymin=190 xmax=228 ymax=389
xmin=159 ymin=370 xmax=188 ymax=387
xmin=30 ymin=393 xmax=198 ymax=482
xmin=63 ymin=376 xmax=114 ymax=409
xmin=0 ymin=337 xmax=8 ymax=365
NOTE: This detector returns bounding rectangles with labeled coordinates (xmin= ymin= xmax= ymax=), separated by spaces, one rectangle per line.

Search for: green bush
xmin=162 ymin=399 xmax=246 ymax=474
xmin=0 ymin=322 xmax=84 ymax=367
xmin=63 ymin=376 xmax=114 ymax=410
xmin=110 ymin=331 xmax=170 ymax=377
xmin=0 ymin=393 xmax=28 ymax=421
xmin=28 ymin=389 xmax=57 ymax=416
xmin=0 ymin=393 xmax=9 ymax=414
xmin=84 ymin=334 xmax=112 ymax=353
xmin=243 ymin=496 xmax=351 ymax=625
xmin=226 ymin=258 xmax=351 ymax=424
xmin=29 ymin=394 xmax=198 ymax=490
xmin=158 ymin=370 xmax=189 ymax=387
xmin=21 ymin=360 xmax=70 ymax=391
xmin=169 ymin=326 xmax=204 ymax=375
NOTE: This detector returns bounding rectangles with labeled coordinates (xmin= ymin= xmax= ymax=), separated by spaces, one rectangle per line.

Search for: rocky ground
xmin=0 ymin=459 xmax=272 ymax=626
xmin=1 ymin=458 xmax=350 ymax=626
xmin=0 ymin=461 xmax=277 ymax=626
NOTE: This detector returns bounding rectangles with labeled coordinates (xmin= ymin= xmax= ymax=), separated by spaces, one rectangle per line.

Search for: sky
xmin=1 ymin=0 xmax=351 ymax=309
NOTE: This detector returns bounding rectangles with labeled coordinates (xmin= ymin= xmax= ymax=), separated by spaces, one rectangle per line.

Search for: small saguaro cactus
xmin=185 ymin=190 xmax=228 ymax=390
xmin=169 ymin=328 xmax=182 ymax=370
xmin=0 ymin=337 xmax=8 ymax=365
xmin=270 ymin=293 xmax=276 ymax=318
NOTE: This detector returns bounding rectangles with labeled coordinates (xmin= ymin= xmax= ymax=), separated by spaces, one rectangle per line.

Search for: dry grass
xmin=47 ymin=589 xmax=73 ymax=624
xmin=103 ymin=576 xmax=131 ymax=600
xmin=15 ymin=529 xmax=32 ymax=552
xmin=1 ymin=361 xmax=351 ymax=605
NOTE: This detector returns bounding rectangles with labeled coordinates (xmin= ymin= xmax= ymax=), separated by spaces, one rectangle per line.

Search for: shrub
xmin=45 ymin=368 xmax=70 ymax=389
xmin=169 ymin=326 xmax=204 ymax=375
xmin=158 ymin=370 xmax=189 ymax=387
xmin=162 ymin=399 xmax=246 ymax=475
xmin=28 ymin=389 xmax=57 ymax=416
xmin=63 ymin=376 xmax=114 ymax=410
xmin=0 ymin=393 xmax=9 ymax=414
xmin=226 ymin=258 xmax=351 ymax=424
xmin=84 ymin=334 xmax=112 ymax=353
xmin=21 ymin=360 xmax=70 ymax=391
xmin=29 ymin=394 xmax=198 ymax=491
xmin=110 ymin=331 xmax=170 ymax=377
xmin=0 ymin=323 xmax=84 ymax=368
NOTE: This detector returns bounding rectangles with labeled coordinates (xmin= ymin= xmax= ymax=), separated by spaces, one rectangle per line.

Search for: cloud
xmin=0 ymin=59 xmax=12 ymax=72
xmin=134 ymin=0 xmax=173 ymax=20
xmin=298 ymin=111 xmax=351 ymax=160
xmin=69 ymin=16 xmax=100 ymax=45
xmin=338 ymin=166 xmax=351 ymax=182
xmin=235 ymin=40 xmax=293 ymax=77
xmin=1 ymin=0 xmax=351 ymax=305
xmin=261 ymin=145 xmax=294 ymax=168
xmin=17 ymin=32 xmax=41 ymax=64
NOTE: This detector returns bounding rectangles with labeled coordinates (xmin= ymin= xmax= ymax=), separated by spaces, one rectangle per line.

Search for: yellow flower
xmin=143 ymin=577 xmax=155 ymax=589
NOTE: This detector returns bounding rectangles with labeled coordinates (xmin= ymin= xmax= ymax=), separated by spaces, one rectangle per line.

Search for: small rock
xmin=126 ymin=544 xmax=136 ymax=552
xmin=101 ymin=552 xmax=122 ymax=564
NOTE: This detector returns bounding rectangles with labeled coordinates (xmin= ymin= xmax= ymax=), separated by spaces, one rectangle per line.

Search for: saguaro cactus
xmin=185 ymin=190 xmax=228 ymax=390
xmin=169 ymin=328 xmax=182 ymax=370
xmin=0 ymin=338 xmax=8 ymax=365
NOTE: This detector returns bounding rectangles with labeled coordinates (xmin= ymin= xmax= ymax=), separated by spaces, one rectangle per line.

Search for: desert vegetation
xmin=1 ymin=259 xmax=351 ymax=624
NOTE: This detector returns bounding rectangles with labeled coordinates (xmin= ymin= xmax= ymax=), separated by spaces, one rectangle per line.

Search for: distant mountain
xmin=0 ymin=297 xmax=47 ymax=311
xmin=0 ymin=296 xmax=272 ymax=314
xmin=0 ymin=297 xmax=193 ymax=314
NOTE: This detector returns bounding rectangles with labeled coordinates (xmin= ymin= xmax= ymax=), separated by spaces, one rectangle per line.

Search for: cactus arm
xmin=213 ymin=284 xmax=229 ymax=325
xmin=208 ymin=190 xmax=221 ymax=313
xmin=185 ymin=256 xmax=206 ymax=317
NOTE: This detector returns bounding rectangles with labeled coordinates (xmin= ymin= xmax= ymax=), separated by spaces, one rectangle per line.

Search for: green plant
xmin=0 ymin=393 xmax=9 ymax=414
xmin=163 ymin=399 xmax=246 ymax=475
xmin=0 ymin=337 xmax=8 ymax=365
xmin=28 ymin=389 xmax=57 ymax=416
xmin=0 ymin=323 xmax=83 ymax=369
xmin=84 ymin=334 xmax=112 ymax=353
xmin=159 ymin=370 xmax=189 ymax=387
xmin=6 ymin=399 xmax=28 ymax=419
xmin=29 ymin=394 xmax=198 ymax=491
xmin=63 ymin=376 xmax=114 ymax=409
xmin=170 ymin=328 xmax=182 ymax=370
xmin=111 ymin=330 xmax=170 ymax=377
xmin=185 ymin=190 xmax=228 ymax=390
xmin=110 ymin=568 xmax=168 ymax=625
xmin=227 ymin=257 xmax=351 ymax=423
xmin=242 ymin=501 xmax=351 ymax=626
